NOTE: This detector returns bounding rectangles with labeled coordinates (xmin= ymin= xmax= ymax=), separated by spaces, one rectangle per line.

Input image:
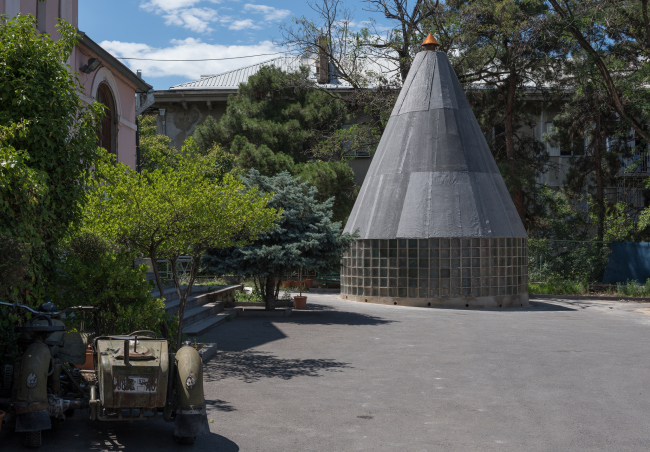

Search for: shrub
xmin=56 ymin=232 xmax=168 ymax=338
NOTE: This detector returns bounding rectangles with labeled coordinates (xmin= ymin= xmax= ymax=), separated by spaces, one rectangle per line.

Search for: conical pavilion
xmin=341 ymin=35 xmax=529 ymax=309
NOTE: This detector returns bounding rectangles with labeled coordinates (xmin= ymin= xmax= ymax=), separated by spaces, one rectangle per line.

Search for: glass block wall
xmin=341 ymin=238 xmax=528 ymax=306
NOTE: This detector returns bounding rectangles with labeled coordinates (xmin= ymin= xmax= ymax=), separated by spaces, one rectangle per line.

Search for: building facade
xmin=1 ymin=0 xmax=151 ymax=170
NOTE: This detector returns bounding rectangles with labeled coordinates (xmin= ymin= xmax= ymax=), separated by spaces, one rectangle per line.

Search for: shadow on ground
xmin=204 ymin=350 xmax=352 ymax=383
xmin=206 ymin=399 xmax=237 ymax=412
xmin=525 ymin=300 xmax=578 ymax=311
xmin=0 ymin=418 xmax=239 ymax=452
xmin=282 ymin=303 xmax=397 ymax=326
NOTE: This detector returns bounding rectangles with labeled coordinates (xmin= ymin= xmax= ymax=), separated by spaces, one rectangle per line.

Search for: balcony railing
xmin=620 ymin=154 xmax=650 ymax=176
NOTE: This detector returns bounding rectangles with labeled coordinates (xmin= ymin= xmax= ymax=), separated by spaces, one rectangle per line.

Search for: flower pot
xmin=0 ymin=410 xmax=5 ymax=432
xmin=293 ymin=296 xmax=307 ymax=310
xmin=303 ymin=279 xmax=313 ymax=289
xmin=281 ymin=281 xmax=292 ymax=288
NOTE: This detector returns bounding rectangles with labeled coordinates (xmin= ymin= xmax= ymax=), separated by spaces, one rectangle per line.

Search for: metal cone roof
xmin=344 ymin=51 xmax=527 ymax=239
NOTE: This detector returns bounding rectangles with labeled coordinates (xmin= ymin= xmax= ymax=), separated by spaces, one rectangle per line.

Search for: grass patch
xmin=529 ymin=278 xmax=650 ymax=297
xmin=617 ymin=279 xmax=650 ymax=297
xmin=528 ymin=279 xmax=588 ymax=295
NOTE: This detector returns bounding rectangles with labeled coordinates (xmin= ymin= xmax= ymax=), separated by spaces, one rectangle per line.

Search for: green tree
xmin=295 ymin=160 xmax=359 ymax=224
xmin=547 ymin=0 xmax=650 ymax=144
xmin=0 ymin=15 xmax=103 ymax=304
xmin=193 ymin=65 xmax=347 ymax=163
xmin=139 ymin=114 xmax=180 ymax=171
xmin=84 ymin=155 xmax=278 ymax=348
xmin=192 ymin=66 xmax=359 ymax=223
xmin=203 ymin=170 xmax=357 ymax=310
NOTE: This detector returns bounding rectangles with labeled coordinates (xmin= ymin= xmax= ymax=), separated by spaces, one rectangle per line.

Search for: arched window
xmin=97 ymin=83 xmax=117 ymax=155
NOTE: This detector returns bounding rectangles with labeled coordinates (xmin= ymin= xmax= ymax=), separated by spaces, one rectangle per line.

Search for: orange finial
xmin=421 ymin=33 xmax=440 ymax=51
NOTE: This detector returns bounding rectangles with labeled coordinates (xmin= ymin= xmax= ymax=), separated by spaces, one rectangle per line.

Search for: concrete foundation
xmin=341 ymin=292 xmax=529 ymax=309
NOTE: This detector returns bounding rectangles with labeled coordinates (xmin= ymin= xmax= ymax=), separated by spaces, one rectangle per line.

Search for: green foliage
xmin=139 ymin=114 xmax=180 ymax=171
xmin=592 ymin=202 xmax=635 ymax=243
xmin=56 ymin=231 xmax=168 ymax=337
xmin=532 ymin=187 xmax=589 ymax=240
xmin=310 ymin=123 xmax=380 ymax=162
xmin=0 ymin=234 xmax=32 ymax=363
xmin=84 ymin=153 xmax=279 ymax=347
xmin=0 ymin=15 xmax=104 ymax=305
xmin=528 ymin=237 xmax=610 ymax=284
xmin=294 ymin=160 xmax=359 ymax=224
xmin=528 ymin=279 xmax=588 ymax=295
xmin=193 ymin=65 xmax=348 ymax=163
xmin=617 ymin=280 xmax=650 ymax=297
xmin=231 ymin=135 xmax=295 ymax=176
xmin=233 ymin=290 xmax=264 ymax=304
xmin=203 ymin=169 xmax=357 ymax=309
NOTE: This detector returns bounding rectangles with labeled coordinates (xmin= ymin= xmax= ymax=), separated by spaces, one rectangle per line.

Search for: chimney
xmin=316 ymin=36 xmax=329 ymax=84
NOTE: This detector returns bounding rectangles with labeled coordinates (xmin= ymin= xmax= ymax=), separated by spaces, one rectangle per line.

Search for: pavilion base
xmin=340 ymin=293 xmax=529 ymax=309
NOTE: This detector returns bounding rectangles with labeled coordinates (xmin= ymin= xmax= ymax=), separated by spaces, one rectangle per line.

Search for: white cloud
xmin=243 ymin=4 xmax=290 ymax=21
xmin=139 ymin=1 xmax=287 ymax=33
xmin=162 ymin=7 xmax=219 ymax=33
xmin=141 ymin=0 xmax=221 ymax=12
xmin=100 ymin=38 xmax=286 ymax=83
xmin=141 ymin=1 xmax=221 ymax=33
xmin=228 ymin=18 xmax=259 ymax=31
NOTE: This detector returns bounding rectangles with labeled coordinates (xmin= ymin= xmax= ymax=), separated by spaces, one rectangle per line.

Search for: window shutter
xmin=5 ymin=0 xmax=20 ymax=18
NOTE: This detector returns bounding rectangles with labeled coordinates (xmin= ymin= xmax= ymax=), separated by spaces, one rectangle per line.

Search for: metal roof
xmin=344 ymin=50 xmax=527 ymax=239
xmin=170 ymin=56 xmax=353 ymax=90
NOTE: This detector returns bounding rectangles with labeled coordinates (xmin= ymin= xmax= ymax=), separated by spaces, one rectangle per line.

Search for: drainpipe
xmin=159 ymin=108 xmax=167 ymax=136
xmin=136 ymin=115 xmax=141 ymax=173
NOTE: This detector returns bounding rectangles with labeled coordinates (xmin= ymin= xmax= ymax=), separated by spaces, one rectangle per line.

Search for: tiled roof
xmin=170 ymin=56 xmax=354 ymax=90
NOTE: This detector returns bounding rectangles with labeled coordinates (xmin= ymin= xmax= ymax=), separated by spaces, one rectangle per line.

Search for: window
xmin=545 ymin=122 xmax=560 ymax=157
xmin=59 ymin=0 xmax=73 ymax=24
xmin=97 ymin=83 xmax=117 ymax=155
xmin=5 ymin=0 xmax=20 ymax=18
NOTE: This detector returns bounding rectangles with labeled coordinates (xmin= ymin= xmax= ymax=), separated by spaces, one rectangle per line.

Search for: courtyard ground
xmin=2 ymin=294 xmax=650 ymax=451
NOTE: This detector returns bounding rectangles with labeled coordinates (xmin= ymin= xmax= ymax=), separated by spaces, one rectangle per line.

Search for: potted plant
xmin=293 ymin=267 xmax=307 ymax=309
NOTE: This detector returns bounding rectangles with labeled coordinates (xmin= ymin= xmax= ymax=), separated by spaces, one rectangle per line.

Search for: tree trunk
xmin=149 ymin=248 xmax=165 ymax=301
xmin=265 ymin=274 xmax=276 ymax=311
xmin=274 ymin=279 xmax=281 ymax=301
xmin=595 ymin=113 xmax=605 ymax=243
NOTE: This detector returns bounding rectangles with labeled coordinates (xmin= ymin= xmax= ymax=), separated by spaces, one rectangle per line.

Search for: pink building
xmin=1 ymin=0 xmax=151 ymax=169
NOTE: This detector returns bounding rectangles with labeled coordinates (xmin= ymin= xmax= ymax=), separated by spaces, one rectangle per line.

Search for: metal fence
xmin=155 ymin=256 xmax=193 ymax=281
xmin=528 ymin=239 xmax=611 ymax=283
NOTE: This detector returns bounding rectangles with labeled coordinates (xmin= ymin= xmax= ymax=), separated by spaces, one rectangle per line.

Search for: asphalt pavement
xmin=2 ymin=294 xmax=650 ymax=451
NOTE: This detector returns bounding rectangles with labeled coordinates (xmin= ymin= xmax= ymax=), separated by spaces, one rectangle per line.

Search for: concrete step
xmin=164 ymin=292 xmax=212 ymax=316
xmin=152 ymin=284 xmax=214 ymax=302
xmin=180 ymin=302 xmax=225 ymax=327
xmin=184 ymin=312 xmax=233 ymax=337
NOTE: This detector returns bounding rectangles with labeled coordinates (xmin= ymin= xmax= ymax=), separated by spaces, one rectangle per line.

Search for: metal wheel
xmin=23 ymin=430 xmax=42 ymax=449
xmin=174 ymin=435 xmax=196 ymax=445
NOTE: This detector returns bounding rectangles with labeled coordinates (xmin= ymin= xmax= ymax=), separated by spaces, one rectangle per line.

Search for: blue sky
xmin=80 ymin=0 xmax=383 ymax=90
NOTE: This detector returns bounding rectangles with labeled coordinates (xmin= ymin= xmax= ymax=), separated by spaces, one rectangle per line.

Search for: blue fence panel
xmin=602 ymin=242 xmax=650 ymax=285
